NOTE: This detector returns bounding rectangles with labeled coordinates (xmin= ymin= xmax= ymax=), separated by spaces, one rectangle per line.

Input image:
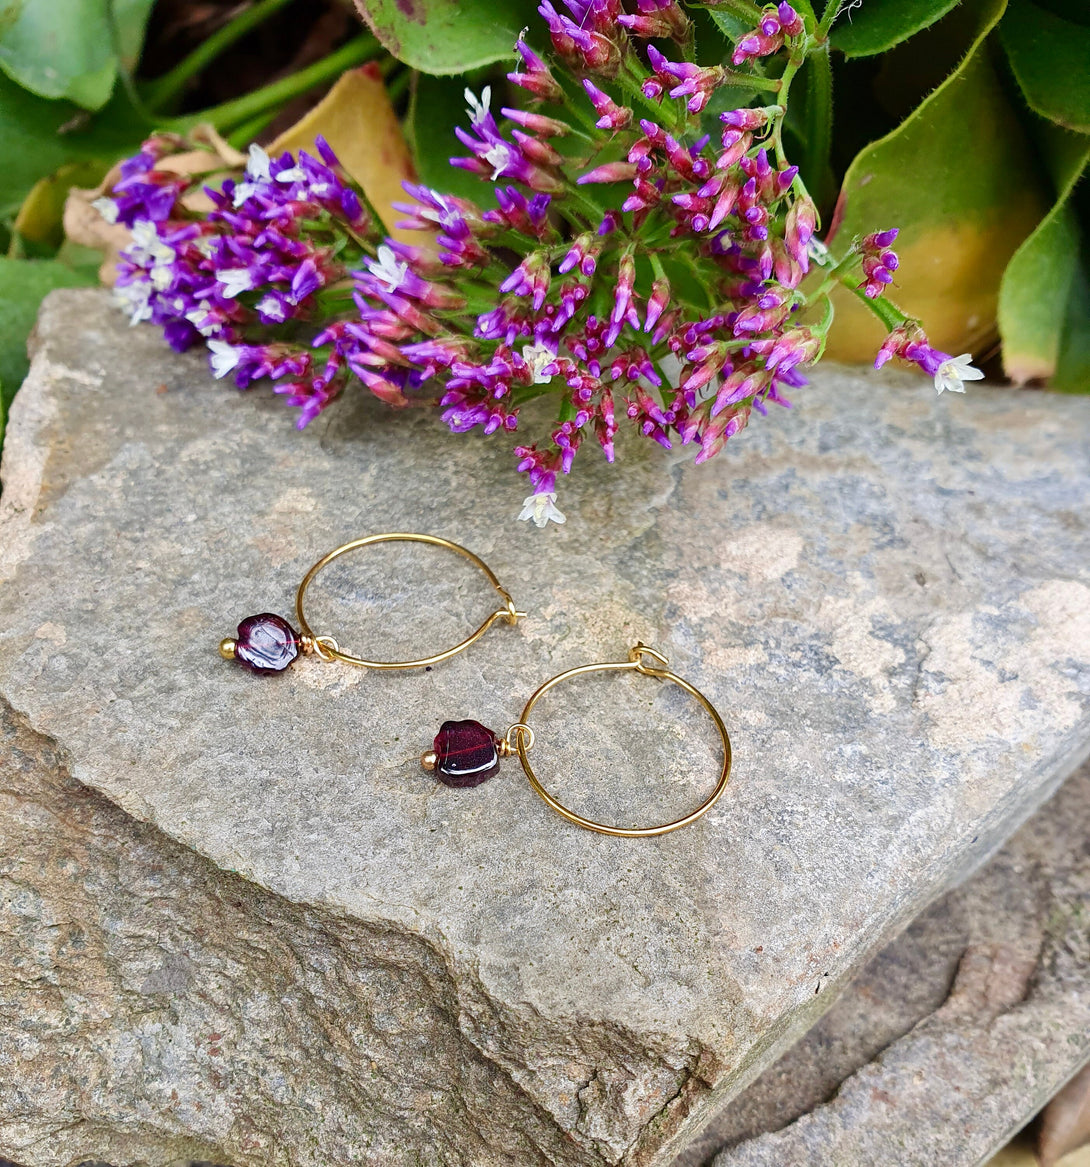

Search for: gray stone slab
xmin=0 ymin=698 xmax=581 ymax=1167
xmin=702 ymin=758 xmax=1090 ymax=1167
xmin=5 ymin=696 xmax=1086 ymax=1167
xmin=0 ymin=289 xmax=1088 ymax=1165
xmin=673 ymin=861 xmax=970 ymax=1164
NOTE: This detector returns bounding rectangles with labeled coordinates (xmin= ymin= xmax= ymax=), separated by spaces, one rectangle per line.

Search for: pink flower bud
xmin=778 ymin=3 xmax=804 ymax=35
xmin=582 ymin=79 xmax=633 ymax=130
xmin=720 ymin=107 xmax=775 ymax=131
xmin=578 ymin=161 xmax=639 ymax=185
xmin=644 ymin=277 xmax=671 ymax=334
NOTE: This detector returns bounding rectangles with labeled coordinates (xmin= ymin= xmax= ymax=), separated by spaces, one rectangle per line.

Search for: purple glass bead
xmin=433 ymin=720 xmax=501 ymax=788
xmin=234 ymin=613 xmax=301 ymax=674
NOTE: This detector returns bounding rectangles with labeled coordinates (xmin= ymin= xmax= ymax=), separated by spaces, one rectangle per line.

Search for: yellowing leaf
xmin=14 ymin=160 xmax=107 ymax=247
xmin=270 ymin=62 xmax=420 ymax=245
xmin=823 ymin=0 xmax=1048 ymax=362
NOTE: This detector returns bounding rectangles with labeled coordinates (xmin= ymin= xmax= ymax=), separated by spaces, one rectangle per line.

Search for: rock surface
xmin=1 ymin=289 xmax=1089 ymax=1165
xmin=4 ymin=700 xmax=1086 ymax=1167
xmin=676 ymin=759 xmax=1090 ymax=1166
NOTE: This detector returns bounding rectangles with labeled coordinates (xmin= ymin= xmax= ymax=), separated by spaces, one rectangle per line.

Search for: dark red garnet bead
xmin=234 ymin=613 xmax=302 ymax=674
xmin=433 ymin=720 xmax=501 ymax=788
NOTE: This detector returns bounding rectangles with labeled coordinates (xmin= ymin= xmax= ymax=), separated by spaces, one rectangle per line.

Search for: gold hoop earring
xmin=420 ymin=643 xmax=731 ymax=837
xmin=219 ymin=533 xmax=525 ymax=675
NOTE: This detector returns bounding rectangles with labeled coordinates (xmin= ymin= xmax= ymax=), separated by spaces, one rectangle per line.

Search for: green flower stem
xmin=800 ymin=43 xmax=833 ymax=207
xmin=725 ymin=72 xmax=782 ymax=93
xmin=225 ymin=110 xmax=282 ymax=150
xmin=809 ymin=249 xmax=859 ymax=296
xmin=386 ymin=67 xmax=411 ymax=103
xmin=847 ymin=283 xmax=910 ymax=331
xmin=769 ymin=56 xmax=803 ymax=168
xmin=143 ymin=0 xmax=296 ymax=113
xmin=167 ymin=35 xmax=381 ymax=135
xmin=808 ymin=291 xmax=835 ymax=359
xmin=816 ymin=0 xmax=845 ymax=41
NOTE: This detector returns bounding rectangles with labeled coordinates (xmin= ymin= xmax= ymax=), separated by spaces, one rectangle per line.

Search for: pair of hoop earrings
xmin=218 ymin=533 xmax=732 ymax=838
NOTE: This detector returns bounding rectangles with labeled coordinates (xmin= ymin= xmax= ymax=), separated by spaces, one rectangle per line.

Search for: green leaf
xmin=408 ymin=73 xmax=496 ymax=204
xmin=998 ymin=0 xmax=1090 ymax=133
xmin=705 ymin=9 xmax=754 ymax=42
xmin=0 ymin=73 xmax=146 ymax=219
xmin=0 ymin=257 xmax=96 ymax=446
xmin=2 ymin=0 xmax=109 ymax=108
xmin=0 ymin=0 xmax=154 ymax=110
xmin=824 ymin=0 xmax=1051 ymax=362
xmin=113 ymin=0 xmax=157 ymax=73
xmin=829 ymin=0 xmax=961 ymax=57
xmin=998 ymin=127 xmax=1090 ymax=384
xmin=796 ymin=44 xmax=834 ymax=208
xmin=355 ymin=0 xmax=540 ymax=74
xmin=1053 ymin=256 xmax=1090 ymax=392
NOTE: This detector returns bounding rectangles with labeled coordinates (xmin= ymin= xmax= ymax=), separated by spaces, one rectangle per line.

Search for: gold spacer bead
xmin=420 ymin=749 xmax=438 ymax=773
xmin=219 ymin=637 xmax=237 ymax=660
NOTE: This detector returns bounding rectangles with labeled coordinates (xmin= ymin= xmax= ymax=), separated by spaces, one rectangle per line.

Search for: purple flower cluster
xmin=103 ymin=137 xmax=372 ymax=424
xmin=102 ymin=0 xmax=949 ymax=525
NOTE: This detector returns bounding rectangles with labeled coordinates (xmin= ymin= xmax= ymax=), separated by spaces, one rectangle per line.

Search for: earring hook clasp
xmin=627 ymin=642 xmax=671 ymax=677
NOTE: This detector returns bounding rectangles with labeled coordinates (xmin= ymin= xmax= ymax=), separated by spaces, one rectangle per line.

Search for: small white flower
xmin=483 ymin=142 xmax=512 ymax=181
xmin=149 ymin=263 xmax=174 ymax=291
xmin=522 ymin=342 xmax=556 ymax=384
xmin=464 ymin=85 xmax=492 ymax=125
xmin=232 ymin=181 xmax=258 ymax=207
xmin=934 ymin=354 xmax=983 ymax=395
xmin=185 ymin=301 xmax=221 ymax=337
xmin=518 ymin=491 xmax=566 ymax=528
xmin=807 ymin=236 xmax=830 ymax=266
xmin=275 ymin=165 xmax=306 ymax=184
xmin=245 ymin=143 xmax=272 ymax=181
xmin=367 ymin=244 xmax=409 ymax=290
xmin=129 ymin=219 xmax=158 ymax=249
xmin=92 ymin=196 xmax=118 ymax=224
xmin=113 ymin=280 xmax=152 ymax=326
xmin=216 ymin=268 xmax=254 ymax=298
xmin=208 ymin=339 xmax=242 ymax=379
xmin=416 ymin=193 xmax=451 ymax=225
xmin=256 ymin=294 xmax=288 ymax=322
xmin=129 ymin=219 xmax=175 ymax=266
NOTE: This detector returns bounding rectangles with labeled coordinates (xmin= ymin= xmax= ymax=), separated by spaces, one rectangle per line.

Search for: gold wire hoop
xmin=513 ymin=644 xmax=732 ymax=837
xmin=295 ymin=533 xmax=524 ymax=670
